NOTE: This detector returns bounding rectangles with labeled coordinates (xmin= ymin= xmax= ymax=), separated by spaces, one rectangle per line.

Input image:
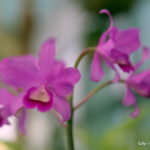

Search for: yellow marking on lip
xmin=29 ymin=85 xmax=49 ymax=103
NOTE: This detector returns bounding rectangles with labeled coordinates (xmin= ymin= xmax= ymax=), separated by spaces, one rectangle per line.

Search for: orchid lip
xmin=29 ymin=85 xmax=50 ymax=103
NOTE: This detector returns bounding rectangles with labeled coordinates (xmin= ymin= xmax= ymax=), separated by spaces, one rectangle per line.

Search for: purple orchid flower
xmin=0 ymin=38 xmax=81 ymax=122
xmin=122 ymin=47 xmax=150 ymax=117
xmin=123 ymin=70 xmax=150 ymax=118
xmin=0 ymin=88 xmax=26 ymax=133
xmin=90 ymin=9 xmax=141 ymax=82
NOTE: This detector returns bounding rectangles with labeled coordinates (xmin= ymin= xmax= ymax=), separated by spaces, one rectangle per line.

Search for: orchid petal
xmin=11 ymin=93 xmax=24 ymax=114
xmin=51 ymin=60 xmax=65 ymax=76
xmin=51 ymin=67 xmax=81 ymax=85
xmin=99 ymin=9 xmax=113 ymax=44
xmin=110 ymin=27 xmax=141 ymax=54
xmin=122 ymin=86 xmax=140 ymax=118
xmin=52 ymin=82 xmax=73 ymax=97
xmin=0 ymin=88 xmax=13 ymax=106
xmin=108 ymin=49 xmax=134 ymax=73
xmin=23 ymin=87 xmax=53 ymax=112
xmin=127 ymin=69 xmax=150 ymax=98
xmin=0 ymin=55 xmax=39 ymax=89
xmin=135 ymin=46 xmax=150 ymax=70
xmin=39 ymin=38 xmax=56 ymax=75
xmin=122 ymin=86 xmax=136 ymax=106
xmin=37 ymin=100 xmax=53 ymax=112
xmin=130 ymin=105 xmax=140 ymax=118
xmin=62 ymin=68 xmax=81 ymax=85
xmin=23 ymin=91 xmax=37 ymax=109
xmin=0 ymin=88 xmax=23 ymax=127
xmin=127 ymin=69 xmax=150 ymax=85
xmin=90 ymin=52 xmax=104 ymax=82
xmin=53 ymin=95 xmax=71 ymax=122
xmin=103 ymin=57 xmax=120 ymax=82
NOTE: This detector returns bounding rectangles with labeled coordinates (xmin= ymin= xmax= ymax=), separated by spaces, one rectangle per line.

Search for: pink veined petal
xmin=134 ymin=46 xmax=150 ymax=71
xmin=0 ymin=55 xmax=39 ymax=89
xmin=99 ymin=9 xmax=113 ymax=44
xmin=130 ymin=105 xmax=140 ymax=118
xmin=122 ymin=86 xmax=136 ymax=106
xmin=53 ymin=95 xmax=71 ymax=122
xmin=39 ymin=38 xmax=56 ymax=75
xmin=110 ymin=27 xmax=141 ymax=54
xmin=90 ymin=52 xmax=104 ymax=82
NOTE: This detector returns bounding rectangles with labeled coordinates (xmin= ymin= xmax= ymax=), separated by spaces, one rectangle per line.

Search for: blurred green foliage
xmin=75 ymin=102 xmax=150 ymax=150
xmin=76 ymin=0 xmax=136 ymax=14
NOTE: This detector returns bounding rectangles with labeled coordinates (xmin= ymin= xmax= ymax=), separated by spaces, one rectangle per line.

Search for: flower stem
xmin=74 ymin=80 xmax=124 ymax=111
xmin=74 ymin=80 xmax=112 ymax=110
xmin=74 ymin=47 xmax=96 ymax=68
xmin=66 ymin=47 xmax=95 ymax=150
xmin=66 ymin=95 xmax=74 ymax=150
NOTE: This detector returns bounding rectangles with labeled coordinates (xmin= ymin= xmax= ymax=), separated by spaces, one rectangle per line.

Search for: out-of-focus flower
xmin=0 ymin=38 xmax=81 ymax=121
xmin=0 ymin=88 xmax=25 ymax=133
xmin=127 ymin=70 xmax=150 ymax=97
xmin=90 ymin=9 xmax=141 ymax=82
xmin=123 ymin=47 xmax=150 ymax=117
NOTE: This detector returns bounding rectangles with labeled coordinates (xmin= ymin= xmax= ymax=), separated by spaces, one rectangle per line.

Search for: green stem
xmin=74 ymin=47 xmax=96 ymax=68
xmin=66 ymin=118 xmax=74 ymax=150
xmin=66 ymin=95 xmax=74 ymax=150
xmin=74 ymin=80 xmax=124 ymax=111
xmin=66 ymin=47 xmax=95 ymax=150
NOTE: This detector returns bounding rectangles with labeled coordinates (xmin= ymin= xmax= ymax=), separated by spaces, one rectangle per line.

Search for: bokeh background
xmin=0 ymin=0 xmax=150 ymax=150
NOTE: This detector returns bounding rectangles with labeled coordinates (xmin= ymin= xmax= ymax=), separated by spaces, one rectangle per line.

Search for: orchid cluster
xmin=0 ymin=9 xmax=150 ymax=150
xmin=0 ymin=38 xmax=80 ymax=133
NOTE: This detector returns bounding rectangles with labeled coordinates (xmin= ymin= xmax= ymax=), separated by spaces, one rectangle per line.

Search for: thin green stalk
xmin=66 ymin=47 xmax=95 ymax=150
xmin=66 ymin=95 xmax=74 ymax=150
xmin=74 ymin=80 xmax=124 ymax=111
xmin=74 ymin=47 xmax=96 ymax=68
